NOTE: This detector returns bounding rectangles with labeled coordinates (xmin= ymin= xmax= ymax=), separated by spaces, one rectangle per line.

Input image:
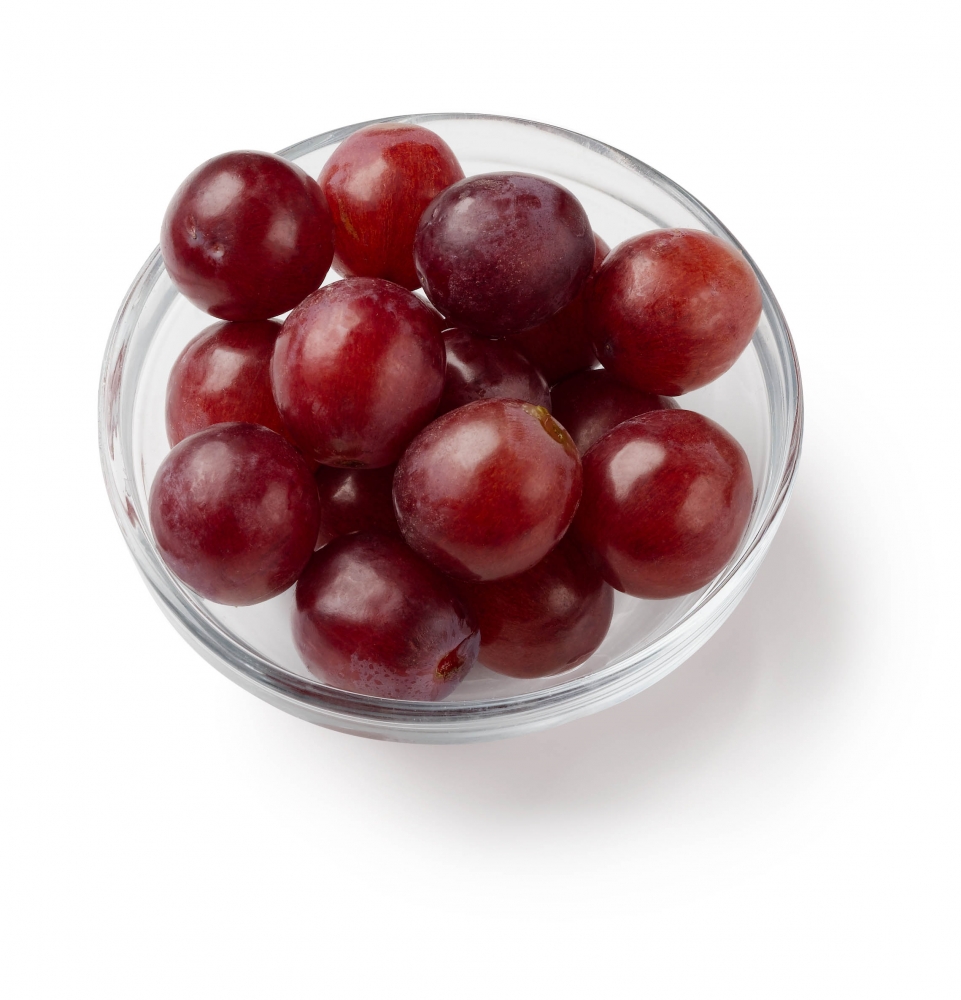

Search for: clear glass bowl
xmin=99 ymin=113 xmax=802 ymax=743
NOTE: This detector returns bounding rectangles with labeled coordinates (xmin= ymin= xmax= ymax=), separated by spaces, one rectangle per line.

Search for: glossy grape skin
xmin=573 ymin=410 xmax=753 ymax=599
xmin=509 ymin=234 xmax=610 ymax=384
xmin=454 ymin=536 xmax=613 ymax=678
xmin=589 ymin=229 xmax=763 ymax=395
xmin=165 ymin=319 xmax=288 ymax=447
xmin=271 ymin=278 xmax=445 ymax=468
xmin=294 ymin=532 xmax=480 ymax=701
xmin=413 ymin=172 xmax=595 ymax=336
xmin=313 ymin=465 xmax=398 ymax=549
xmin=148 ymin=423 xmax=321 ymax=606
xmin=393 ymin=399 xmax=582 ymax=582
xmin=161 ymin=151 xmax=334 ymax=321
xmin=550 ymin=368 xmax=677 ymax=455
xmin=319 ymin=124 xmax=464 ymax=290
xmin=436 ymin=327 xmax=550 ymax=416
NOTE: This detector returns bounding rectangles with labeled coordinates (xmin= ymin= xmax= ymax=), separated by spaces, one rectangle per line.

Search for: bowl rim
xmin=98 ymin=112 xmax=803 ymax=739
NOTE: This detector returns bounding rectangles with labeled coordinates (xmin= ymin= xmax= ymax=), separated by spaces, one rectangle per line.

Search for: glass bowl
xmin=99 ymin=113 xmax=802 ymax=744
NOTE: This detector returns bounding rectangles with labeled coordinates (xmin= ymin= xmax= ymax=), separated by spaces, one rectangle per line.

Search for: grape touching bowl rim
xmin=99 ymin=113 xmax=803 ymax=744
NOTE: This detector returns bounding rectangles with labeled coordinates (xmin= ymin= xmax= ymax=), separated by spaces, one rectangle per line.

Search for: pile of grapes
xmin=150 ymin=123 xmax=761 ymax=701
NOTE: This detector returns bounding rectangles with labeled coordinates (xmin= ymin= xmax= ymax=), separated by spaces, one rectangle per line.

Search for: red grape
xmin=294 ymin=532 xmax=479 ymax=700
xmin=319 ymin=124 xmax=464 ymax=290
xmin=313 ymin=465 xmax=398 ymax=549
xmin=455 ymin=536 xmax=613 ymax=678
xmin=271 ymin=278 xmax=445 ymax=468
xmin=589 ymin=229 xmax=763 ymax=395
xmin=393 ymin=399 xmax=582 ymax=581
xmin=161 ymin=151 xmax=334 ymax=321
xmin=437 ymin=326 xmax=550 ymax=416
xmin=509 ymin=233 xmax=609 ymax=384
xmin=165 ymin=319 xmax=287 ymax=446
xmin=149 ymin=423 xmax=320 ymax=605
xmin=413 ymin=173 xmax=595 ymax=336
xmin=573 ymin=410 xmax=753 ymax=598
xmin=550 ymin=368 xmax=676 ymax=455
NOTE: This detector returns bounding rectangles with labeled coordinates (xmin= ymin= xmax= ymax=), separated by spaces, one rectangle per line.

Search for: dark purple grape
xmin=413 ymin=173 xmax=595 ymax=336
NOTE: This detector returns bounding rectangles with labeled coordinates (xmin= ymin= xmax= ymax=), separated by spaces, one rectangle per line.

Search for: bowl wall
xmin=100 ymin=114 xmax=802 ymax=743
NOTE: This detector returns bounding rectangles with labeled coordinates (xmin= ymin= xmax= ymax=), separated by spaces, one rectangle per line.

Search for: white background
xmin=1 ymin=1 xmax=959 ymax=996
